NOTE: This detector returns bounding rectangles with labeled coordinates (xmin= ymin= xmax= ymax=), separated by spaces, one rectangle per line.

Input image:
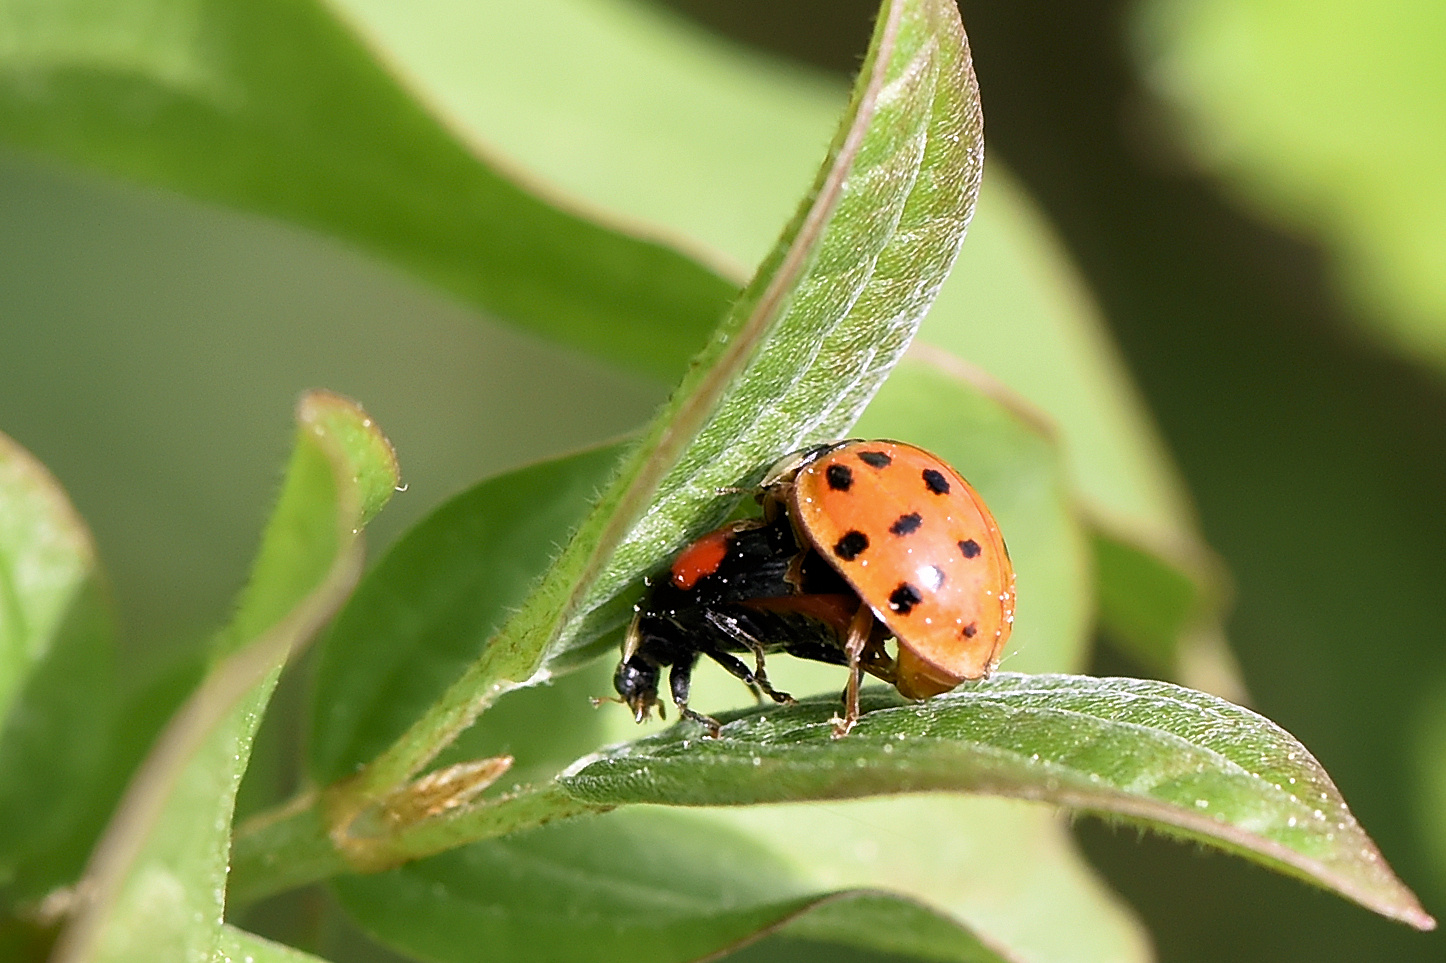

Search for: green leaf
xmin=49 ymin=392 xmax=398 ymax=963
xmin=0 ymin=432 xmax=119 ymax=899
xmin=703 ymin=798 xmax=1146 ymax=963
xmin=215 ymin=924 xmax=334 ymax=963
xmin=562 ymin=673 xmax=1435 ymax=930
xmin=334 ymin=807 xmax=1015 ymax=963
xmin=1135 ymin=0 xmax=1446 ymax=372
xmin=322 ymin=691 xmax=1098 ymax=963
xmin=1090 ymin=524 xmax=1237 ymax=695
xmin=343 ymin=0 xmax=985 ymax=808
xmin=328 ymin=0 xmax=847 ymax=271
xmin=0 ymin=0 xmax=735 ymax=379
xmin=0 ymin=429 xmax=102 ymax=722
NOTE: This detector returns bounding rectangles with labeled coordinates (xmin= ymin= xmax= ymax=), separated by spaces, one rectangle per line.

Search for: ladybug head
xmin=613 ymin=654 xmax=662 ymax=723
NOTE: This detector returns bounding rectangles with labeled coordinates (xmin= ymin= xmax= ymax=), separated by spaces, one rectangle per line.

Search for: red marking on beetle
xmin=669 ymin=528 xmax=732 ymax=590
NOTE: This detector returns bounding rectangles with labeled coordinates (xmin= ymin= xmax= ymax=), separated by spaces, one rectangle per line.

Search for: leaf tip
xmin=295 ymin=389 xmax=401 ymax=526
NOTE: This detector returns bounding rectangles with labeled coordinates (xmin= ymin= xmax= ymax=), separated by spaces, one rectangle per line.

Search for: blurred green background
xmin=1 ymin=0 xmax=1442 ymax=961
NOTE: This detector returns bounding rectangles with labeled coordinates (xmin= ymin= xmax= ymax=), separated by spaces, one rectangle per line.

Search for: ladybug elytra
xmin=613 ymin=440 xmax=1015 ymax=737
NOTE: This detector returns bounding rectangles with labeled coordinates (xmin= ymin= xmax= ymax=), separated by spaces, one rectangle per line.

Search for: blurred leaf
xmin=1413 ymin=672 xmax=1446 ymax=906
xmin=340 ymin=0 xmax=985 ymax=810
xmin=0 ymin=0 xmax=736 ymax=379
xmin=1089 ymin=523 xmax=1242 ymax=701
xmin=336 ymin=807 xmax=1012 ymax=963
xmin=1135 ymin=0 xmax=1446 ymax=370
xmin=1092 ymin=530 xmax=1201 ymax=667
xmin=330 ymin=0 xmax=847 ymax=269
xmin=0 ymin=432 xmax=118 ymax=900
xmin=308 ymin=442 xmax=625 ymax=786
xmin=562 ymin=674 xmax=1434 ymax=930
xmin=216 ymin=924 xmax=335 ymax=963
xmin=703 ymin=797 xmax=1146 ymax=963
xmin=49 ymin=393 xmax=398 ymax=963
xmin=0 ymin=429 xmax=101 ymax=721
xmin=924 ymin=174 xmax=1195 ymax=555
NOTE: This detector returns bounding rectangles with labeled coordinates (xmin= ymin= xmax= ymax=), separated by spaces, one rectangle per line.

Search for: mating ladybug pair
xmin=613 ymin=440 xmax=1015 ymax=737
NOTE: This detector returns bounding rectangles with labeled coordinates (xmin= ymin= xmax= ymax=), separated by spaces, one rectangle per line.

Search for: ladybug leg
xmin=668 ymin=659 xmax=722 ymax=737
xmin=701 ymin=611 xmax=795 ymax=704
xmin=832 ymin=604 xmax=876 ymax=738
xmin=857 ymin=629 xmax=898 ymax=685
xmin=701 ymin=647 xmax=794 ymax=706
xmin=744 ymin=646 xmax=796 ymax=705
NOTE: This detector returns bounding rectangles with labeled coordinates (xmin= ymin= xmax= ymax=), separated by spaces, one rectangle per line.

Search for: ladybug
xmin=613 ymin=440 xmax=1015 ymax=737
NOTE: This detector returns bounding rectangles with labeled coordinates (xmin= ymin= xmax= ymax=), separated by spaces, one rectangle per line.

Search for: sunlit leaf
xmin=1136 ymin=0 xmax=1446 ymax=371
xmin=0 ymin=0 xmax=735 ymax=379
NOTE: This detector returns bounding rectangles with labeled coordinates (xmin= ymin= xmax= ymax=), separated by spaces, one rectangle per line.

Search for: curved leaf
xmin=0 ymin=432 xmax=118 ymax=899
xmin=345 ymin=0 xmax=985 ymax=806
xmin=561 ymin=673 xmax=1434 ymax=931
xmin=49 ymin=393 xmax=398 ymax=963
xmin=0 ymin=0 xmax=735 ymax=379
xmin=0 ymin=430 xmax=101 ymax=721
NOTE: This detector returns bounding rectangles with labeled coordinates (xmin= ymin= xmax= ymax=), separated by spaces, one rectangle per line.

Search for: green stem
xmin=228 ymin=780 xmax=605 ymax=906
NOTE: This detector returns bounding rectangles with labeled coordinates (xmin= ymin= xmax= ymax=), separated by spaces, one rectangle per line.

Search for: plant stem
xmin=228 ymin=780 xmax=605 ymax=906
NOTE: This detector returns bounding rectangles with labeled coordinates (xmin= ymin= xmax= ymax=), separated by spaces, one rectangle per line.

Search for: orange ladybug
xmin=614 ymin=440 xmax=1015 ymax=736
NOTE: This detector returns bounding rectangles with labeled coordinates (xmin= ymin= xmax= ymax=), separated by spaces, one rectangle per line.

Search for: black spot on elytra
xmin=825 ymin=464 xmax=853 ymax=491
xmin=889 ymin=512 xmax=923 ymax=536
xmin=958 ymin=538 xmax=982 ymax=559
xmin=857 ymin=450 xmax=892 ymax=469
xmin=833 ymin=530 xmax=869 ymax=561
xmin=962 ymin=622 xmax=979 ymax=638
xmin=889 ymin=583 xmax=922 ymax=615
xmin=922 ymin=468 xmax=950 ymax=495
